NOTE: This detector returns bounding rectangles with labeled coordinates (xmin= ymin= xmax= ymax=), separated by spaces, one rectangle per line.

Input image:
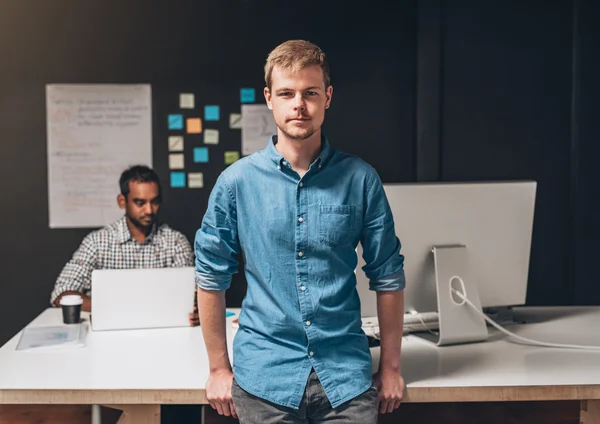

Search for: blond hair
xmin=264 ymin=40 xmax=330 ymax=89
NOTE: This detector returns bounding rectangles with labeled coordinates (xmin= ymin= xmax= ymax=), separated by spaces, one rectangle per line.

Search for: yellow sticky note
xmin=188 ymin=172 xmax=204 ymax=188
xmin=229 ymin=113 xmax=242 ymax=129
xmin=180 ymin=93 xmax=195 ymax=109
xmin=225 ymin=151 xmax=240 ymax=165
xmin=187 ymin=118 xmax=202 ymax=134
xmin=204 ymin=129 xmax=219 ymax=144
xmin=168 ymin=136 xmax=184 ymax=152
xmin=169 ymin=153 xmax=185 ymax=170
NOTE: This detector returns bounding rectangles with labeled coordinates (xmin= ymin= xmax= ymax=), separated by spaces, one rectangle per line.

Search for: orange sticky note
xmin=186 ymin=118 xmax=202 ymax=134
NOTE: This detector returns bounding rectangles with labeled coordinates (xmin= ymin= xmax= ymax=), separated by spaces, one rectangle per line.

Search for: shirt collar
xmin=265 ymin=134 xmax=334 ymax=170
xmin=116 ymin=215 xmax=158 ymax=245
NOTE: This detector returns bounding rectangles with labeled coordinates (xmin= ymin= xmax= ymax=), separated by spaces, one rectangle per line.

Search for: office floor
xmin=0 ymin=405 xmax=115 ymax=424
xmin=204 ymin=402 xmax=581 ymax=423
xmin=0 ymin=401 xmax=582 ymax=424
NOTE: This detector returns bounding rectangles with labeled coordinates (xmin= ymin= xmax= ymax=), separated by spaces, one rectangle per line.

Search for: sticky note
xmin=204 ymin=129 xmax=219 ymax=144
xmin=240 ymin=88 xmax=256 ymax=103
xmin=169 ymin=153 xmax=185 ymax=169
xmin=229 ymin=113 xmax=242 ymax=129
xmin=187 ymin=118 xmax=202 ymax=134
xmin=194 ymin=147 xmax=209 ymax=163
xmin=225 ymin=151 xmax=240 ymax=165
xmin=205 ymin=105 xmax=220 ymax=121
xmin=168 ymin=114 xmax=183 ymax=130
xmin=188 ymin=172 xmax=204 ymax=188
xmin=180 ymin=93 xmax=195 ymax=109
xmin=170 ymin=172 xmax=185 ymax=188
xmin=168 ymin=136 xmax=184 ymax=152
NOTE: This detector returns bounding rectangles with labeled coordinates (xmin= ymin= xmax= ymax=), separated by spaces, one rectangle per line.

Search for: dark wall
xmin=0 ymin=0 xmax=597 ymax=346
xmin=0 ymin=0 xmax=417 ymax=345
xmin=440 ymin=1 xmax=574 ymax=306
xmin=573 ymin=0 xmax=600 ymax=305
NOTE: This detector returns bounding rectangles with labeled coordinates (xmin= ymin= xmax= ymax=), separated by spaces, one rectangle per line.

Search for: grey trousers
xmin=231 ymin=370 xmax=379 ymax=424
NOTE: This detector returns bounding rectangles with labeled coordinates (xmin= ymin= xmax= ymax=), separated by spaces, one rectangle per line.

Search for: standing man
xmin=195 ymin=40 xmax=405 ymax=423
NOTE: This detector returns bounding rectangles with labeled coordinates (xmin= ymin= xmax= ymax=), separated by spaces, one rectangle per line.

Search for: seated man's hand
xmin=189 ymin=311 xmax=199 ymax=326
xmin=189 ymin=288 xmax=200 ymax=326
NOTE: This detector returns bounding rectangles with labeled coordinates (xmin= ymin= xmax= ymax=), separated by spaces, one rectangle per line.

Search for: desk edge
xmin=2 ymin=385 xmax=600 ymax=404
xmin=0 ymin=389 xmax=207 ymax=404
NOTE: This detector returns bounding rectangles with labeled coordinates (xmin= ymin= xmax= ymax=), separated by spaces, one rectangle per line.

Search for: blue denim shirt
xmin=195 ymin=135 xmax=405 ymax=409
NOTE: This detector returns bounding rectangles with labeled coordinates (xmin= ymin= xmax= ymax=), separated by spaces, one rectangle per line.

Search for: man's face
xmin=265 ymin=65 xmax=332 ymax=141
xmin=118 ymin=181 xmax=161 ymax=229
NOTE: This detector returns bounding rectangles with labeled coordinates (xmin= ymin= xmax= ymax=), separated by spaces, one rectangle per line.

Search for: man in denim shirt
xmin=195 ymin=40 xmax=406 ymax=424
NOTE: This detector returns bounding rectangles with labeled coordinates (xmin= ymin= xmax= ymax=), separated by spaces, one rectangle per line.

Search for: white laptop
xmin=90 ymin=267 xmax=196 ymax=331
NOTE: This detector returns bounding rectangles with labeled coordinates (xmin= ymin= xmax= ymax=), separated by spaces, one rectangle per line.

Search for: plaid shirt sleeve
xmin=171 ymin=232 xmax=194 ymax=267
xmin=50 ymin=233 xmax=98 ymax=305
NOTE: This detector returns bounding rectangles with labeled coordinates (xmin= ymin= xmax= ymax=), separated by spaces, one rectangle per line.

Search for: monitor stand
xmin=414 ymin=245 xmax=488 ymax=347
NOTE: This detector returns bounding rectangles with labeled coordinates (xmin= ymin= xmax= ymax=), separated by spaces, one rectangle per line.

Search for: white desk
xmin=0 ymin=308 xmax=238 ymax=423
xmin=1 ymin=306 xmax=600 ymax=423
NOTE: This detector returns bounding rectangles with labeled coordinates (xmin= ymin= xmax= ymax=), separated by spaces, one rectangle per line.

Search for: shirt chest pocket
xmin=319 ymin=205 xmax=355 ymax=247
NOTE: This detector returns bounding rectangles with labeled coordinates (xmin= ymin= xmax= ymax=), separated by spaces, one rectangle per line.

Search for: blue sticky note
xmin=168 ymin=114 xmax=183 ymax=130
xmin=205 ymin=105 xmax=220 ymax=121
xmin=194 ymin=147 xmax=209 ymax=163
xmin=240 ymin=88 xmax=256 ymax=103
xmin=170 ymin=172 xmax=185 ymax=188
xmin=226 ymin=311 xmax=235 ymax=317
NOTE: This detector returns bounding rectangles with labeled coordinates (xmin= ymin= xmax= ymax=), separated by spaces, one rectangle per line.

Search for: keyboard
xmin=362 ymin=312 xmax=440 ymax=338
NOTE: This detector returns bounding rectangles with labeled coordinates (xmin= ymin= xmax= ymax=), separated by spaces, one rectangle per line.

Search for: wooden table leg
xmin=102 ymin=404 xmax=160 ymax=424
xmin=580 ymin=400 xmax=600 ymax=424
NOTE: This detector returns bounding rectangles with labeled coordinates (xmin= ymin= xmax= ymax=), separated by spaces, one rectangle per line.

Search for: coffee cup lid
xmin=59 ymin=294 xmax=83 ymax=306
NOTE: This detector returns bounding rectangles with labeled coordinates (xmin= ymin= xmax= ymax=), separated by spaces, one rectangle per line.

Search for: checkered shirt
xmin=50 ymin=216 xmax=194 ymax=305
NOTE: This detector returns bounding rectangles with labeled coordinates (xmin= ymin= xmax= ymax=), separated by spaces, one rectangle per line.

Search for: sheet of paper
xmin=229 ymin=113 xmax=242 ymax=129
xmin=204 ymin=129 xmax=219 ymax=144
xmin=16 ymin=323 xmax=88 ymax=351
xmin=242 ymin=104 xmax=276 ymax=155
xmin=46 ymin=84 xmax=152 ymax=228
xmin=169 ymin=153 xmax=185 ymax=169
xmin=225 ymin=151 xmax=240 ymax=165
xmin=168 ymin=114 xmax=183 ymax=130
xmin=194 ymin=147 xmax=209 ymax=163
xmin=240 ymin=88 xmax=256 ymax=103
xmin=204 ymin=105 xmax=220 ymax=121
xmin=186 ymin=118 xmax=202 ymax=134
xmin=188 ymin=172 xmax=204 ymax=188
xmin=179 ymin=93 xmax=195 ymax=109
xmin=170 ymin=172 xmax=185 ymax=188
xmin=168 ymin=136 xmax=184 ymax=152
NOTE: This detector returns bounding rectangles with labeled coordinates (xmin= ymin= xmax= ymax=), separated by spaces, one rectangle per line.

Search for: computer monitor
xmin=356 ymin=180 xmax=537 ymax=345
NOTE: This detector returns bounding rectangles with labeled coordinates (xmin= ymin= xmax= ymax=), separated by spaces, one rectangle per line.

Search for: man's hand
xmin=189 ymin=288 xmax=199 ymax=326
xmin=373 ymin=369 xmax=405 ymax=414
xmin=188 ymin=311 xmax=199 ymax=326
xmin=206 ymin=369 xmax=237 ymax=418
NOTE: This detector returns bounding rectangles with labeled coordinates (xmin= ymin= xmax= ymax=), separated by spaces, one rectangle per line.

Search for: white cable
xmin=417 ymin=313 xmax=439 ymax=336
xmin=452 ymin=288 xmax=600 ymax=351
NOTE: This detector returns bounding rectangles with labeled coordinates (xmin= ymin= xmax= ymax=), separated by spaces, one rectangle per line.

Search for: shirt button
xmin=298 ymin=251 xmax=304 ymax=257
xmin=318 ymin=164 xmax=322 ymax=169
xmin=298 ymin=217 xmax=303 ymax=223
xmin=309 ymin=351 xmax=314 ymax=357
xmin=277 ymin=165 xmax=281 ymax=170
xmin=305 ymin=321 xmax=311 ymax=326
xmin=300 ymin=285 xmax=306 ymax=291
xmin=282 ymin=161 xmax=287 ymax=166
xmin=299 ymin=182 xmax=304 ymax=187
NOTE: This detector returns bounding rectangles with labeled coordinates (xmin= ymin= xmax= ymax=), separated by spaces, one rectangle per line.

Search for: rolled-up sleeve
xmin=360 ymin=170 xmax=405 ymax=292
xmin=194 ymin=173 xmax=240 ymax=291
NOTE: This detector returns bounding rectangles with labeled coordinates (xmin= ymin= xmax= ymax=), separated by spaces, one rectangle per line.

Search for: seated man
xmin=50 ymin=165 xmax=197 ymax=324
